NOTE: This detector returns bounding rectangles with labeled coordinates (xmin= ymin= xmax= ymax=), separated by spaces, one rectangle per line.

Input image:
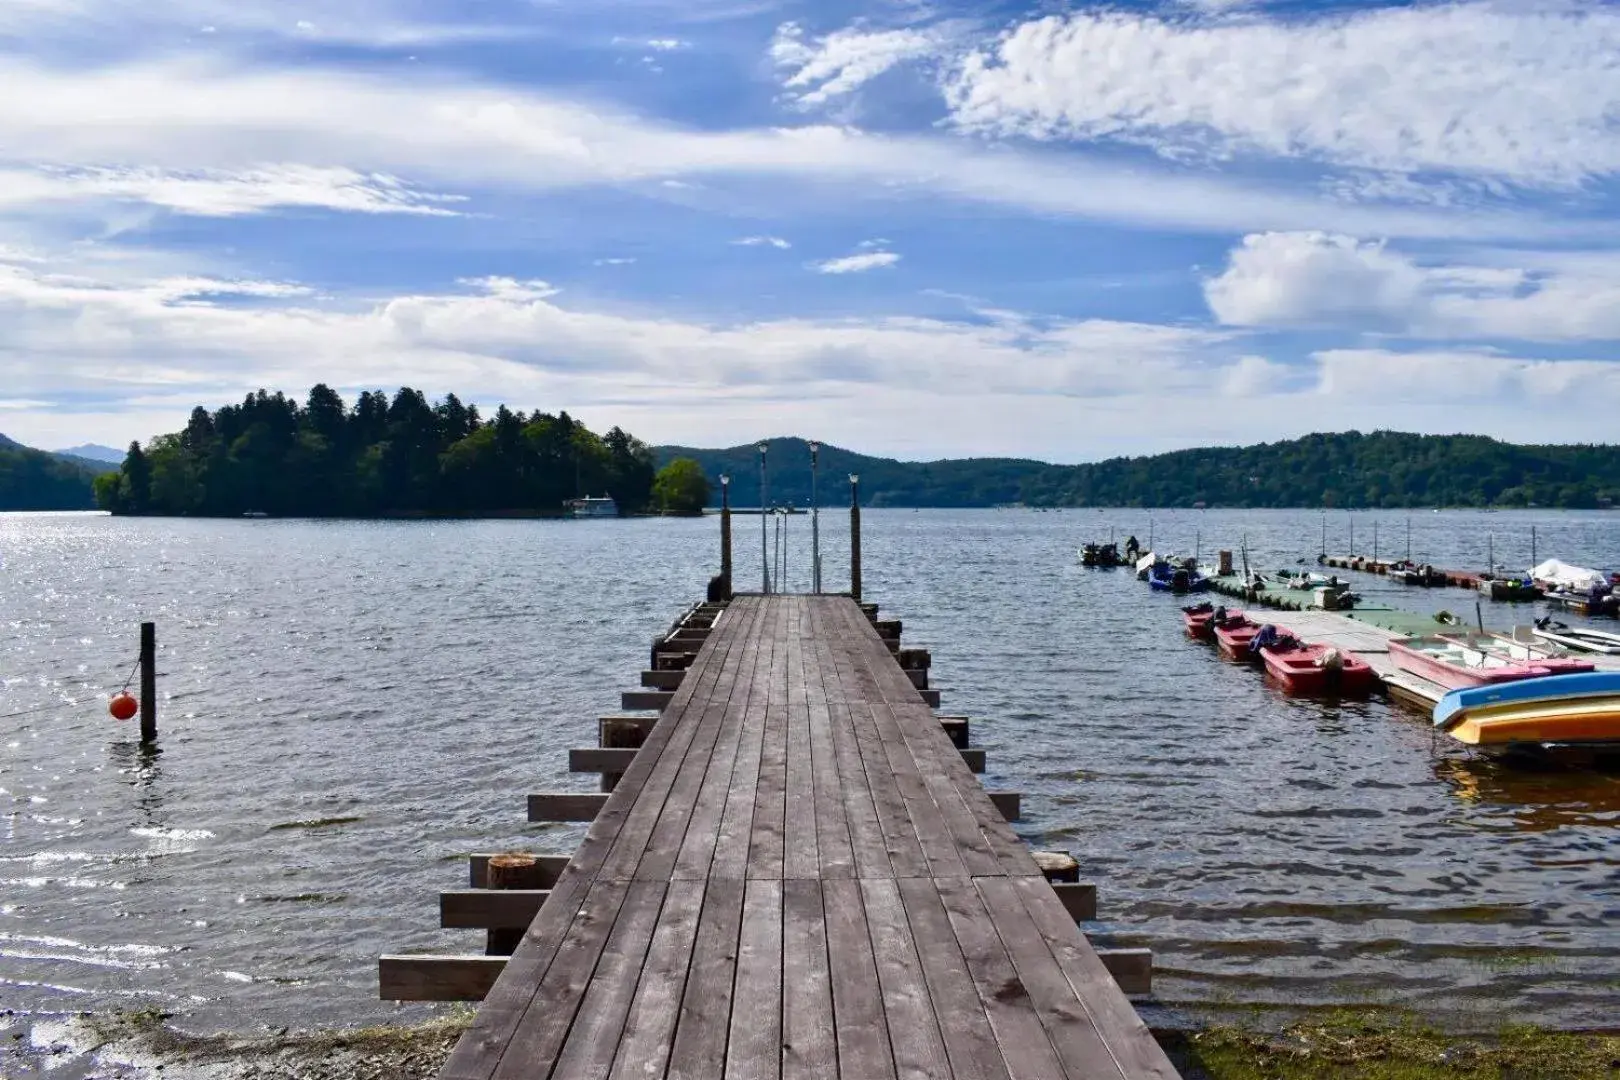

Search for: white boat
xmin=567 ymin=495 xmax=619 ymax=518
xmin=1531 ymin=622 xmax=1620 ymax=655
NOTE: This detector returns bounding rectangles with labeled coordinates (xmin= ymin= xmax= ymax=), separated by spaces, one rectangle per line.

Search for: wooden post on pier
xmin=139 ymin=622 xmax=157 ymax=744
xmin=849 ymin=473 xmax=862 ymax=601
xmin=484 ymin=853 xmax=540 ymax=956
xmin=719 ymin=475 xmax=733 ymax=598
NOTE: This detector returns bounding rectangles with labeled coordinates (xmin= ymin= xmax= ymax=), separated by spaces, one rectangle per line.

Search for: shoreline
xmin=8 ymin=1009 xmax=1617 ymax=1080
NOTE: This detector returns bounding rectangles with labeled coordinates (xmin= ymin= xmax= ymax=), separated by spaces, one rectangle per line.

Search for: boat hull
xmin=1261 ymin=645 xmax=1377 ymax=696
xmin=1436 ymin=674 xmax=1620 ymax=747
xmin=1213 ymin=618 xmax=1259 ymax=660
xmin=1387 ymin=638 xmax=1565 ymax=691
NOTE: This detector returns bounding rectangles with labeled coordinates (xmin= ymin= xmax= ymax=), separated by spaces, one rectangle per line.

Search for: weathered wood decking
xmin=439 ymin=594 xmax=1176 ymax=1080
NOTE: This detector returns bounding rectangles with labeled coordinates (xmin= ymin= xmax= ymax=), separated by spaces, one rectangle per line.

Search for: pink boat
xmin=1260 ymin=639 xmax=1377 ymax=696
xmin=1388 ymin=635 xmax=1594 ymax=691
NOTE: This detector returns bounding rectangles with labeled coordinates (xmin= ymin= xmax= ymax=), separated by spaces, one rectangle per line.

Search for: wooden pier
xmin=388 ymin=593 xmax=1177 ymax=1079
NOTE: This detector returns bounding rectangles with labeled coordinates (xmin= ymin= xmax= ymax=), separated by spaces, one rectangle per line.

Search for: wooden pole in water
xmin=719 ymin=475 xmax=732 ymax=597
xmin=850 ymin=474 xmax=862 ymax=602
xmin=1531 ymin=525 xmax=1537 ymax=568
xmin=1488 ymin=532 xmax=1495 ymax=577
xmin=1349 ymin=515 xmax=1354 ymax=557
xmin=139 ymin=621 xmax=157 ymax=744
xmin=1373 ymin=520 xmax=1378 ymax=563
xmin=1321 ymin=514 xmax=1327 ymax=558
xmin=1407 ymin=516 xmax=1412 ymax=562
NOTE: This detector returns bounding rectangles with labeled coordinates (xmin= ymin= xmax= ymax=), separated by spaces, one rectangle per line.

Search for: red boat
xmin=1212 ymin=613 xmax=1261 ymax=660
xmin=1182 ymin=603 xmax=1217 ymax=640
xmin=1260 ymin=639 xmax=1378 ymax=696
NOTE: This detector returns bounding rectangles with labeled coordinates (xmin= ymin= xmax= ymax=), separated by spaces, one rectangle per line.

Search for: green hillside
xmin=0 ymin=433 xmax=116 ymax=510
xmin=656 ymin=432 xmax=1620 ymax=510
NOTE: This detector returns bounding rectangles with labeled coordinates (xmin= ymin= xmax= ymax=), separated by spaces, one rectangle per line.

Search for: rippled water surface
xmin=2 ymin=509 xmax=1617 ymax=1033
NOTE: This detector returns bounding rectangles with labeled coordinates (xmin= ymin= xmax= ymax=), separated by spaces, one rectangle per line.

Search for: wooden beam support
xmin=378 ymin=955 xmax=505 ymax=1001
xmin=958 ymin=747 xmax=985 ymax=773
xmin=469 ymin=853 xmax=570 ymax=889
xmin=873 ymin=618 xmax=902 ymax=639
xmin=621 ymin=690 xmax=674 ymax=711
xmin=1096 ymin=948 xmax=1152 ymax=995
xmin=599 ymin=715 xmax=656 ymax=748
xmin=527 ymin=792 xmax=609 ymax=822
xmin=441 ymin=889 xmax=550 ymax=929
xmin=918 ymin=688 xmax=941 ymax=708
xmin=938 ymin=715 xmax=969 ymax=749
xmin=904 ymin=668 xmax=929 ymax=690
xmin=988 ymin=791 xmax=1020 ymax=822
xmin=897 ymin=647 xmax=931 ymax=670
xmin=570 ymin=747 xmax=638 ymax=774
xmin=1051 ymin=882 xmax=1097 ymax=923
xmin=640 ymin=670 xmax=685 ymax=690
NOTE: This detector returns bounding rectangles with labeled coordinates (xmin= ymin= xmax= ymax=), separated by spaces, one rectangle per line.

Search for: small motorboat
xmin=1212 ymin=612 xmax=1261 ymax=659
xmin=1387 ymin=561 xmax=1448 ymax=587
xmin=1388 ymin=635 xmax=1593 ymax=691
xmin=1080 ymin=542 xmax=1122 ymax=568
xmin=1434 ymin=671 xmax=1620 ymax=748
xmin=1530 ymin=620 xmax=1620 ymax=655
xmin=1258 ymin=634 xmax=1378 ymax=696
xmin=1478 ymin=576 xmax=1541 ymax=602
xmin=1135 ymin=552 xmax=1157 ymax=581
xmin=1181 ymin=601 xmax=1216 ymax=640
xmin=1148 ymin=560 xmax=1209 ymax=593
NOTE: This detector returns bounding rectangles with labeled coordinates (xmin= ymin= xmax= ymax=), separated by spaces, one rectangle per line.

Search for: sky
xmin=3 ymin=0 xmax=1620 ymax=462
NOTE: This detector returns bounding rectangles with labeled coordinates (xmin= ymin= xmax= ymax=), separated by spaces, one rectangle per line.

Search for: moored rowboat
xmin=1213 ymin=613 xmax=1261 ymax=660
xmin=1388 ymin=635 xmax=1592 ymax=691
xmin=1259 ymin=637 xmax=1378 ymax=696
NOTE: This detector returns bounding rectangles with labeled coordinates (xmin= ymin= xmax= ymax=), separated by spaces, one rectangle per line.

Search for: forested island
xmin=94 ymin=386 xmax=668 ymax=517
xmin=0 ymin=434 xmax=115 ymax=511
xmin=659 ymin=431 xmax=1620 ymax=510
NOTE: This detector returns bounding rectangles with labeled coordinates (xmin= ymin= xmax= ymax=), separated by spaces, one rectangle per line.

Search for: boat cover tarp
xmin=1531 ymin=559 xmax=1607 ymax=591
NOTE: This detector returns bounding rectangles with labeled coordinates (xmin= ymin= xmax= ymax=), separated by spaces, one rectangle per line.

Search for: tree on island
xmin=97 ymin=385 xmax=658 ymax=517
xmin=652 ymin=457 xmax=711 ymax=515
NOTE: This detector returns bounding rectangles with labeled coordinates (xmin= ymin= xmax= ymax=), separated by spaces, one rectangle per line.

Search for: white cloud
xmin=0 ymin=57 xmax=1580 ymax=240
xmin=812 ymin=250 xmax=900 ymax=274
xmin=1314 ymin=348 xmax=1620 ymax=405
xmin=1206 ymin=231 xmax=1620 ymax=341
xmin=593 ymin=257 xmax=637 ymax=266
xmin=771 ymin=21 xmax=946 ymax=108
xmin=733 ymin=235 xmax=791 ymax=249
xmin=948 ymin=5 xmax=1620 ymax=187
xmin=0 ymin=165 xmax=463 ymax=217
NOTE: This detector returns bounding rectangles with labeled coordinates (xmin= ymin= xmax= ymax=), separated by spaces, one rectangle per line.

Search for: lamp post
xmin=719 ymin=474 xmax=732 ymax=597
xmin=850 ymin=473 xmax=861 ymax=602
xmin=809 ymin=439 xmax=821 ymax=593
xmin=759 ymin=442 xmax=770 ymax=594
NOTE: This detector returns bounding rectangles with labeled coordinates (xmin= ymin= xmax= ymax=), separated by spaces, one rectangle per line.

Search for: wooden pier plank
xmin=434 ymin=594 xmax=1178 ymax=1080
xmin=821 ymin=878 xmax=898 ymax=1080
xmin=781 ymin=878 xmax=839 ymax=1080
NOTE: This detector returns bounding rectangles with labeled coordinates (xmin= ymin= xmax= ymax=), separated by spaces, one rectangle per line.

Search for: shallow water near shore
xmin=2 ymin=508 xmax=1617 ymax=1040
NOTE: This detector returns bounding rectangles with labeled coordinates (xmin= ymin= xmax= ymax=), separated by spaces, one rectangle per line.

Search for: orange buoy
xmin=109 ymin=692 xmax=138 ymax=721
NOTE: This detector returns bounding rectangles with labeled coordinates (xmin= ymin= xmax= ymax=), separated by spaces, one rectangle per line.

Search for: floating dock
xmin=385 ymin=593 xmax=1178 ymax=1079
xmin=1199 ymin=576 xmax=1620 ymax=708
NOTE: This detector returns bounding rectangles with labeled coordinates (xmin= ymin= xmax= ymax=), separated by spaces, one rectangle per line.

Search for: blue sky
xmin=3 ymin=0 xmax=1620 ymax=461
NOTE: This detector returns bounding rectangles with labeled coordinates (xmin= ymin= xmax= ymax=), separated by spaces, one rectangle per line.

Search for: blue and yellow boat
xmin=1433 ymin=672 xmax=1620 ymax=748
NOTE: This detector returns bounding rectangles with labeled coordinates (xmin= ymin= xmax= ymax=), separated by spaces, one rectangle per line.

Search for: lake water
xmin=1 ymin=508 xmax=1617 ymax=1039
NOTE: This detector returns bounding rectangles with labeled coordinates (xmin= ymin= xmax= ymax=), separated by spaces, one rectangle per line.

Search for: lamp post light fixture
xmin=758 ymin=442 xmax=770 ymax=594
xmin=849 ymin=472 xmax=861 ymax=602
xmin=719 ymin=474 xmax=732 ymax=597
xmin=809 ymin=439 xmax=821 ymax=594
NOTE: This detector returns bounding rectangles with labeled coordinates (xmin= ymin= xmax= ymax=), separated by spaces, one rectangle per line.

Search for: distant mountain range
xmin=55 ymin=443 xmax=125 ymax=464
xmin=10 ymin=428 xmax=1619 ymax=513
xmin=655 ymin=432 xmax=1620 ymax=510
xmin=0 ymin=433 xmax=119 ymax=511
